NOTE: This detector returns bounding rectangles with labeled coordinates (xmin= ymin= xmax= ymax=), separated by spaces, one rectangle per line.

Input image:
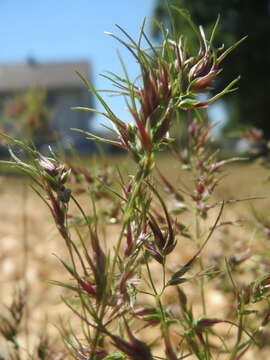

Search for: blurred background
xmin=0 ymin=0 xmax=269 ymax=154
xmin=0 ymin=0 xmax=156 ymax=154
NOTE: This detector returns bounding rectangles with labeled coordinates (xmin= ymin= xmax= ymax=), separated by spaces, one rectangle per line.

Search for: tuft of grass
xmin=2 ymin=7 xmax=270 ymax=360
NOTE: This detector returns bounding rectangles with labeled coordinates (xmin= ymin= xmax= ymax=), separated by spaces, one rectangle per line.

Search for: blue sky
xmin=0 ymin=0 xmax=156 ymax=131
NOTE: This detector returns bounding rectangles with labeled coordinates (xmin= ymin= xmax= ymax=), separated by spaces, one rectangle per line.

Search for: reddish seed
xmin=78 ymin=279 xmax=96 ymax=296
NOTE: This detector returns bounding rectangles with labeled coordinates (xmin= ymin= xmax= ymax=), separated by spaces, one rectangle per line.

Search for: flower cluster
xmin=75 ymin=14 xmax=244 ymax=176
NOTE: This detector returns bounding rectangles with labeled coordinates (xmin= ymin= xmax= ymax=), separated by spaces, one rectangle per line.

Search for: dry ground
xmin=1 ymin=156 xmax=270 ymax=359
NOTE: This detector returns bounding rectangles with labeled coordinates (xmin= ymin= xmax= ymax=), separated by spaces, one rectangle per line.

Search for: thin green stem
xmin=195 ymin=212 xmax=210 ymax=359
xmin=144 ymin=251 xmax=158 ymax=295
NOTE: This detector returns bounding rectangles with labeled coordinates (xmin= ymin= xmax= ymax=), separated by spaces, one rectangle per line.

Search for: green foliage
xmin=1 ymin=88 xmax=53 ymax=146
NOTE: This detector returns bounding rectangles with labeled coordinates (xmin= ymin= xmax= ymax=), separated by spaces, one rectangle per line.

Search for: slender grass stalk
xmin=2 ymin=8 xmax=269 ymax=360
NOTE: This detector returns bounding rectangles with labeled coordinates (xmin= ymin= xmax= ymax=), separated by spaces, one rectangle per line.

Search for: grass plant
xmin=1 ymin=8 xmax=270 ymax=360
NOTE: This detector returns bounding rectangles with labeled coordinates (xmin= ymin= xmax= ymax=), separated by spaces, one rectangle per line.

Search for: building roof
xmin=0 ymin=60 xmax=90 ymax=92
